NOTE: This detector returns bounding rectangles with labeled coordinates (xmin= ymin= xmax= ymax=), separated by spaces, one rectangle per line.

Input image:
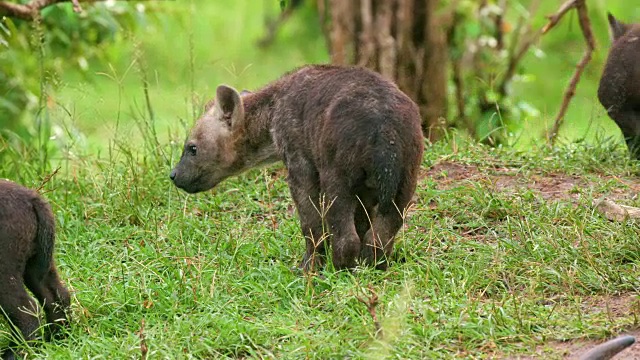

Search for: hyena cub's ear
xmin=608 ymin=13 xmax=629 ymax=41
xmin=215 ymin=85 xmax=245 ymax=128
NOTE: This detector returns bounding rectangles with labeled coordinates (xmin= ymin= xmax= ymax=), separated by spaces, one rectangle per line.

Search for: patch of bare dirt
xmin=423 ymin=161 xmax=640 ymax=203
xmin=583 ymin=294 xmax=640 ymax=321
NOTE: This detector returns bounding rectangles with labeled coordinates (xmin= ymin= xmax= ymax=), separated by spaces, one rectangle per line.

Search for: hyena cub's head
xmin=170 ymin=85 xmax=248 ymax=193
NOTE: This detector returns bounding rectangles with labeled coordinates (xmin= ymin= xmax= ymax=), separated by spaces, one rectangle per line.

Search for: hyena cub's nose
xmin=169 ymin=169 xmax=177 ymax=181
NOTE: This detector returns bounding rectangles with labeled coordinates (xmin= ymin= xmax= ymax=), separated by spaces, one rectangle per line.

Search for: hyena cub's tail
xmin=372 ymin=138 xmax=402 ymax=215
xmin=31 ymin=195 xmax=56 ymax=271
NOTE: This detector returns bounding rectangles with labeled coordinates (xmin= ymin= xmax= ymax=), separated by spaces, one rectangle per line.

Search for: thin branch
xmin=316 ymin=0 xmax=331 ymax=52
xmin=256 ymin=0 xmax=303 ymax=48
xmin=0 ymin=0 xmax=153 ymax=20
xmin=137 ymin=318 xmax=148 ymax=360
xmin=494 ymin=0 xmax=507 ymax=51
xmin=542 ymin=0 xmax=579 ymax=34
xmin=36 ymin=166 xmax=60 ymax=192
xmin=546 ymin=0 xmax=595 ymax=144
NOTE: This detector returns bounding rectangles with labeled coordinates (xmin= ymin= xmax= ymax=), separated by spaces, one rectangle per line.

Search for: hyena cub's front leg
xmin=286 ymin=161 xmax=327 ymax=272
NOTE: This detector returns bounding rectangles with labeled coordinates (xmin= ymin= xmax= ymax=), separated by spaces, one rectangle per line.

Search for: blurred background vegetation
xmin=0 ymin=0 xmax=639 ymax=156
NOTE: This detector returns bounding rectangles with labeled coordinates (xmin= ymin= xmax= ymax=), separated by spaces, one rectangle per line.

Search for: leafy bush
xmin=0 ymin=2 xmax=157 ymax=137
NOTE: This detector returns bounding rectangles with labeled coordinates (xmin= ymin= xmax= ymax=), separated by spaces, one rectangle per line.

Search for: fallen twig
xmin=593 ymin=198 xmax=640 ymax=221
xmin=355 ymin=284 xmax=382 ymax=338
xmin=137 ymin=318 xmax=148 ymax=360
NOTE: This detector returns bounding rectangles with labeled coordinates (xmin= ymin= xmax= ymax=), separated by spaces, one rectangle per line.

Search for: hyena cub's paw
xmin=298 ymin=253 xmax=326 ymax=274
xmin=359 ymin=230 xmax=389 ymax=270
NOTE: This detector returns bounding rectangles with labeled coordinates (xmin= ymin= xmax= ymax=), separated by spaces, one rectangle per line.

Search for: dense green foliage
xmin=446 ymin=0 xmax=640 ymax=146
xmin=0 ymin=2 xmax=161 ymax=133
xmin=1 ymin=0 xmax=638 ymax=149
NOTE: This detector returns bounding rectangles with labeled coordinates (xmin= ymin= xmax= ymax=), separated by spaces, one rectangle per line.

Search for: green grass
xmin=1 ymin=129 xmax=639 ymax=359
xmin=1 ymin=1 xmax=640 ymax=358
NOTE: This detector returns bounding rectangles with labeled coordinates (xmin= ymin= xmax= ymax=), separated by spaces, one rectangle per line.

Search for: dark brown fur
xmin=598 ymin=13 xmax=640 ymax=158
xmin=0 ymin=180 xmax=70 ymax=360
xmin=170 ymin=64 xmax=424 ymax=271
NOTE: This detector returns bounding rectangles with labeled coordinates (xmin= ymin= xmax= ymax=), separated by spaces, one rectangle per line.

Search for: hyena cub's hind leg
xmin=25 ymin=196 xmax=71 ymax=341
xmin=321 ymin=173 xmax=361 ymax=270
xmin=23 ymin=263 xmax=70 ymax=341
xmin=0 ymin=274 xmax=42 ymax=360
xmin=353 ymin=191 xmax=377 ymax=242
xmin=613 ymin=108 xmax=640 ymax=159
xmin=360 ymin=208 xmax=404 ymax=271
xmin=360 ymin=177 xmax=416 ymax=271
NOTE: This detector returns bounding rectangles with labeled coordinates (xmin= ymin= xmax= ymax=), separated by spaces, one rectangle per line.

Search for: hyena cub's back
xmin=0 ymin=180 xmax=70 ymax=359
xmin=170 ymin=64 xmax=424 ymax=271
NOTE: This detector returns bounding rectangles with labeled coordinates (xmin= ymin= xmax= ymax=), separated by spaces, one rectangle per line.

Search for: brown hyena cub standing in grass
xmin=598 ymin=13 xmax=640 ymax=158
xmin=0 ymin=180 xmax=70 ymax=360
xmin=170 ymin=64 xmax=424 ymax=271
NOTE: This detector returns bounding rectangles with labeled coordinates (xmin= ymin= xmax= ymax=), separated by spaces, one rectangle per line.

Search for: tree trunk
xmin=324 ymin=0 xmax=448 ymax=141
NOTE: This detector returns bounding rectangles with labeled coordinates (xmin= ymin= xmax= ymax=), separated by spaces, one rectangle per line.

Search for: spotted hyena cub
xmin=170 ymin=65 xmax=424 ymax=271
xmin=598 ymin=13 xmax=640 ymax=158
xmin=0 ymin=180 xmax=70 ymax=360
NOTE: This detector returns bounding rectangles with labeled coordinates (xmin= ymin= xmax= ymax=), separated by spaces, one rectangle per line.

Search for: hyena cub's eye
xmin=188 ymin=144 xmax=197 ymax=156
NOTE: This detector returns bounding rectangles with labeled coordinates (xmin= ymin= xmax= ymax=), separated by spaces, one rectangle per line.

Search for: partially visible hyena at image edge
xmin=598 ymin=13 xmax=640 ymax=158
xmin=0 ymin=180 xmax=71 ymax=360
xmin=170 ymin=64 xmax=424 ymax=271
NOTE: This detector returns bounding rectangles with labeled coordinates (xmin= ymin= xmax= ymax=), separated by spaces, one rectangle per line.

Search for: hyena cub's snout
xmin=169 ymin=164 xmax=201 ymax=194
xmin=169 ymin=140 xmax=197 ymax=190
xmin=168 ymin=164 xmax=187 ymax=190
xmin=169 ymin=167 xmax=189 ymax=190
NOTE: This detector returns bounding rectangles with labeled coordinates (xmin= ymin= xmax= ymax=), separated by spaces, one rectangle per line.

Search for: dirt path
xmin=423 ymin=161 xmax=640 ymax=203
xmin=423 ymin=161 xmax=640 ymax=359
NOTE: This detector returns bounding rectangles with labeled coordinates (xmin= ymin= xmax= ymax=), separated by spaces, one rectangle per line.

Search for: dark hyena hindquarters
xmin=0 ymin=180 xmax=71 ymax=360
xmin=170 ymin=64 xmax=424 ymax=272
xmin=597 ymin=13 xmax=640 ymax=158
